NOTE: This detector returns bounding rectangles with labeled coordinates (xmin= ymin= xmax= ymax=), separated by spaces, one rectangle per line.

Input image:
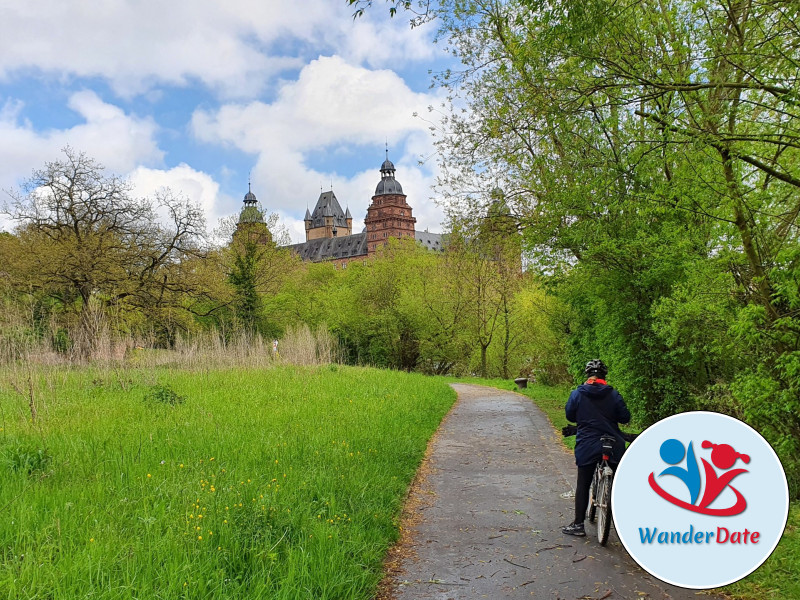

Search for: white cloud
xmin=0 ymin=90 xmax=169 ymax=232
xmin=0 ymin=90 xmax=162 ymax=196
xmin=192 ymin=55 xmax=445 ymax=242
xmin=192 ymin=56 xmax=438 ymax=151
xmin=128 ymin=164 xmax=226 ymax=231
xmin=0 ymin=0 xmax=436 ymax=98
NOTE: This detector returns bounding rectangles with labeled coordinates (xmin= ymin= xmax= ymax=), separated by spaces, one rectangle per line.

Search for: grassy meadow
xmin=0 ymin=365 xmax=456 ymax=599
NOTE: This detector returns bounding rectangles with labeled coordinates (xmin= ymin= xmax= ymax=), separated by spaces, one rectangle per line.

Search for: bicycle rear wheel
xmin=596 ymin=471 xmax=613 ymax=546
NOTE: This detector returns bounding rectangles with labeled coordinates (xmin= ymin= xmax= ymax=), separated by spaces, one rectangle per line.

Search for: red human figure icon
xmin=698 ymin=441 xmax=750 ymax=512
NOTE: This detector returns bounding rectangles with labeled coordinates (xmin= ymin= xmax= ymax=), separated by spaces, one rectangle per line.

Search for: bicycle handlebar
xmin=561 ymin=424 xmax=638 ymax=443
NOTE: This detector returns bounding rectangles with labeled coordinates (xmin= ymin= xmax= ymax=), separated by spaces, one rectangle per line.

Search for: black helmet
xmin=584 ymin=359 xmax=608 ymax=378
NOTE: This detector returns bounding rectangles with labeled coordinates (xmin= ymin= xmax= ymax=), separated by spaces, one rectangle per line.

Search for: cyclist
xmin=562 ymin=359 xmax=631 ymax=537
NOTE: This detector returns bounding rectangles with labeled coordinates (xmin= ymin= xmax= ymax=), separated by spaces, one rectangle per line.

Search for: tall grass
xmin=130 ymin=325 xmax=338 ymax=369
xmin=0 ymin=365 xmax=455 ymax=599
xmin=0 ymin=306 xmax=338 ymax=369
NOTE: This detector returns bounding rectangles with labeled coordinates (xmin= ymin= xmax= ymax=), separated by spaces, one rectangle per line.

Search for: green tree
xmin=2 ymin=149 xmax=207 ymax=356
xmin=354 ymin=0 xmax=800 ymax=492
xmin=223 ymin=231 xmax=297 ymax=337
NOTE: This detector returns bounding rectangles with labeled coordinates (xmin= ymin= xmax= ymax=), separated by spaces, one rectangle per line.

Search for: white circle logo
xmin=612 ymin=411 xmax=789 ymax=589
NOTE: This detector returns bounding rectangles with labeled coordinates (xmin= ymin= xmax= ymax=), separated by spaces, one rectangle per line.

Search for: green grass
xmin=466 ymin=376 xmax=800 ymax=600
xmin=0 ymin=365 xmax=456 ymax=600
xmin=718 ymin=504 xmax=800 ymax=599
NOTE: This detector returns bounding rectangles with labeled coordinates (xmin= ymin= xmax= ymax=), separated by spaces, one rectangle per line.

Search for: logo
xmin=648 ymin=439 xmax=750 ymax=516
xmin=612 ymin=412 xmax=789 ymax=589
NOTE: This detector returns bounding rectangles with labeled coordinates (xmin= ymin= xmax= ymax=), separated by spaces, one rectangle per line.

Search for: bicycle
xmin=561 ymin=426 xmax=637 ymax=546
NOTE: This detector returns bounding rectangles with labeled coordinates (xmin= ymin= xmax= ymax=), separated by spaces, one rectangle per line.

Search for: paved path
xmin=382 ymin=384 xmax=722 ymax=600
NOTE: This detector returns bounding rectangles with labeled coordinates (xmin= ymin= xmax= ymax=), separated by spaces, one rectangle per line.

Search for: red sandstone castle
xmin=238 ymin=153 xmax=442 ymax=268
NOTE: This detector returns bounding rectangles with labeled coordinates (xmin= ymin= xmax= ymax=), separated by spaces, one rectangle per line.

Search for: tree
xmin=223 ymin=233 xmax=297 ymax=336
xmin=2 ymin=148 xmax=207 ymax=356
xmin=354 ymin=0 xmax=800 ymax=493
xmin=206 ymin=208 xmax=298 ymax=336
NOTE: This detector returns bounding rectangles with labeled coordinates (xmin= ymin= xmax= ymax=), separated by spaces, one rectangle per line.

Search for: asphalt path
xmin=381 ymin=384 xmax=723 ymax=600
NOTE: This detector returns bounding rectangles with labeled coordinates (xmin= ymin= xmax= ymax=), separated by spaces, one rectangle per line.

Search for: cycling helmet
xmin=584 ymin=359 xmax=608 ymax=378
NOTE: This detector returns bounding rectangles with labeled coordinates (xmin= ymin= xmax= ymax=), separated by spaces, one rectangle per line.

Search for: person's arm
xmin=614 ymin=391 xmax=631 ymax=425
xmin=565 ymin=391 xmax=579 ymax=423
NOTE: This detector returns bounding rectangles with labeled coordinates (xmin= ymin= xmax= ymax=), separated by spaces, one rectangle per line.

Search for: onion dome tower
xmin=364 ymin=150 xmax=416 ymax=255
xmin=234 ymin=182 xmax=272 ymax=244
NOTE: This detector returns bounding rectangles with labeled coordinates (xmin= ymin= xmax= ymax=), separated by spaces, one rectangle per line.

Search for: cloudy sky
xmin=0 ymin=1 xmax=450 ymax=242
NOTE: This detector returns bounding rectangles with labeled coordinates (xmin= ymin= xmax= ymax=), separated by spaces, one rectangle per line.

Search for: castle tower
xmin=305 ymin=190 xmax=351 ymax=241
xmin=364 ymin=152 xmax=416 ymax=255
xmin=235 ymin=183 xmax=271 ymax=245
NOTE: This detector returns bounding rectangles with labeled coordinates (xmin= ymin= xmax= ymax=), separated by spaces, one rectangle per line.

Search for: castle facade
xmin=237 ymin=153 xmax=443 ymax=268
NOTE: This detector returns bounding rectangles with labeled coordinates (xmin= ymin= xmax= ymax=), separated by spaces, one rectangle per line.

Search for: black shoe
xmin=562 ymin=522 xmax=586 ymax=536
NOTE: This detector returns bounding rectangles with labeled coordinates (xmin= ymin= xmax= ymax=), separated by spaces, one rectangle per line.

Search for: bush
xmin=144 ymin=384 xmax=185 ymax=406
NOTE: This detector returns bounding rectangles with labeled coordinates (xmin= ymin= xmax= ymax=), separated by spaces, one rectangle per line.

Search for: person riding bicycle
xmin=562 ymin=359 xmax=631 ymax=537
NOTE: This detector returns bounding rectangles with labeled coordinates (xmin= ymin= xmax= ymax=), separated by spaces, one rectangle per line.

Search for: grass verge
xmin=0 ymin=365 xmax=456 ymax=599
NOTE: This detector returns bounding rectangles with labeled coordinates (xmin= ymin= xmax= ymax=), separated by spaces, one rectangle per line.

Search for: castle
xmin=236 ymin=153 xmax=443 ymax=268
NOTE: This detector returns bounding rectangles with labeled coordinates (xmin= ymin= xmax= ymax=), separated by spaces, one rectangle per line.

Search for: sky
xmin=0 ymin=1 xmax=451 ymax=243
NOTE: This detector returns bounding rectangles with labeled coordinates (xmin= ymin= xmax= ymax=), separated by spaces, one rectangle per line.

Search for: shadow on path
xmin=379 ymin=384 xmax=723 ymax=600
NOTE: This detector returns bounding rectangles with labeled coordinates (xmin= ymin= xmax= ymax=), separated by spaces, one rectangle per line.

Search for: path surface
xmin=382 ymin=384 xmax=722 ymax=600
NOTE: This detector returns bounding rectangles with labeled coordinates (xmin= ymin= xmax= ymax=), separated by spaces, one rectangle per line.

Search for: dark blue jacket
xmin=565 ymin=383 xmax=631 ymax=467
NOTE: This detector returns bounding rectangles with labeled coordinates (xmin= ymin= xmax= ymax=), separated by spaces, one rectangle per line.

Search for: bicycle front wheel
xmin=596 ymin=472 xmax=613 ymax=546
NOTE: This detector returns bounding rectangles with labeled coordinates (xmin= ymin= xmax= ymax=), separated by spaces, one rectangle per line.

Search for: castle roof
xmin=309 ymin=191 xmax=349 ymax=229
xmin=238 ymin=182 xmax=264 ymax=223
xmin=375 ymin=154 xmax=404 ymax=196
xmin=288 ymin=232 xmax=369 ymax=262
xmin=288 ymin=230 xmax=444 ymax=262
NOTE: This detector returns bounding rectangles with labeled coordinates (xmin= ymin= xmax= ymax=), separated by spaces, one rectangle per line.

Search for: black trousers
xmin=574 ymin=462 xmax=618 ymax=524
xmin=574 ymin=464 xmax=596 ymax=524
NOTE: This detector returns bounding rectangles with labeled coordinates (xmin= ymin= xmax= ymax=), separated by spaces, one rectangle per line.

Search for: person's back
xmin=562 ymin=359 xmax=630 ymax=537
xmin=566 ymin=379 xmax=630 ymax=468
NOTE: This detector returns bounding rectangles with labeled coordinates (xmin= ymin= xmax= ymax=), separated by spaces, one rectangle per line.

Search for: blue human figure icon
xmin=658 ymin=439 xmax=701 ymax=505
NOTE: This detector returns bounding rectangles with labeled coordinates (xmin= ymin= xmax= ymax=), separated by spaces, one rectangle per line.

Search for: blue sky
xmin=0 ymin=1 xmax=452 ymax=242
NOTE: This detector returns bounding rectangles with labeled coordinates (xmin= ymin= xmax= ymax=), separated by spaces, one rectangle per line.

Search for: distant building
xmin=234 ymin=183 xmax=272 ymax=245
xmin=235 ymin=152 xmax=443 ymax=268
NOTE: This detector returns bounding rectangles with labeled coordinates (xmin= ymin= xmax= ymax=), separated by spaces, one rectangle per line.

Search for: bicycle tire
xmin=597 ymin=471 xmax=613 ymax=546
xmin=587 ymin=468 xmax=598 ymax=523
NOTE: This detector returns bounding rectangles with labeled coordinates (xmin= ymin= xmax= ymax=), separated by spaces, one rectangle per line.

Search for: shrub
xmin=144 ymin=384 xmax=185 ymax=406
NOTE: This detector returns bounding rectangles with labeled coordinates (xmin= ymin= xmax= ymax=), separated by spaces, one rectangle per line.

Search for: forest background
xmin=2 ymin=0 xmax=799 ymax=506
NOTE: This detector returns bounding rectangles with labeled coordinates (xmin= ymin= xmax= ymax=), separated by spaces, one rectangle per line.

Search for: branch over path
xmin=380 ymin=384 xmax=723 ymax=599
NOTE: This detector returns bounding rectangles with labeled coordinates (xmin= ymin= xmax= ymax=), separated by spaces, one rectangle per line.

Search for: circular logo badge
xmin=612 ymin=411 xmax=789 ymax=589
